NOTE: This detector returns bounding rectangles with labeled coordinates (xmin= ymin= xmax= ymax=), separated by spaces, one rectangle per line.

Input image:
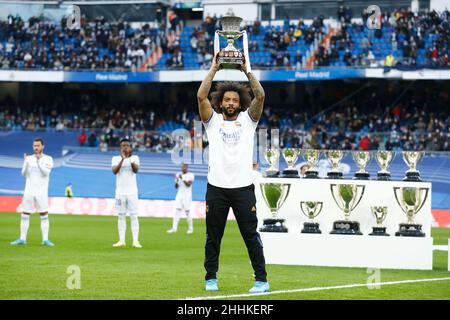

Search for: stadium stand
xmin=1 ymin=8 xmax=448 ymax=71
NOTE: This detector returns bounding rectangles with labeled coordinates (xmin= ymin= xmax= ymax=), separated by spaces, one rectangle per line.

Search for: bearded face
xmin=221 ymin=91 xmax=241 ymax=118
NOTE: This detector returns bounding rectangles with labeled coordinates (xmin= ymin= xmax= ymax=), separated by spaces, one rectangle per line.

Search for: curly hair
xmin=210 ymin=82 xmax=252 ymax=112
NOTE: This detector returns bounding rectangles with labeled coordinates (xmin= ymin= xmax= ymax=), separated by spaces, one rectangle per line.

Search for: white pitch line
xmin=184 ymin=277 xmax=450 ymax=300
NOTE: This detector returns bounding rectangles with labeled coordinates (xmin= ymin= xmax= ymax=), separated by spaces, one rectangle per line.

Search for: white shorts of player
xmin=175 ymin=196 xmax=192 ymax=211
xmin=21 ymin=194 xmax=49 ymax=213
xmin=115 ymin=194 xmax=139 ymax=216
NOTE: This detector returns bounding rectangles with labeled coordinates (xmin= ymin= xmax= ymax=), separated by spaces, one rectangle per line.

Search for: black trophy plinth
xmin=301 ymin=222 xmax=322 ymax=234
xmin=369 ymin=227 xmax=390 ymax=236
xmin=304 ymin=170 xmax=320 ymax=179
xmin=330 ymin=220 xmax=363 ymax=235
xmin=403 ymin=171 xmax=422 ymax=182
xmin=327 ymin=171 xmax=343 ymax=179
xmin=354 ymin=172 xmax=370 ymax=180
xmin=282 ymin=169 xmax=299 ymax=178
xmin=260 ymin=219 xmax=288 ymax=233
xmin=395 ymin=224 xmax=425 ymax=237
xmin=377 ymin=172 xmax=391 ymax=181
xmin=264 ymin=170 xmax=280 ymax=178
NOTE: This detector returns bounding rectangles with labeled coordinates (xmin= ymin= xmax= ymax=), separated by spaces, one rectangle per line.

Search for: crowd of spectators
xmin=0 ymin=13 xmax=163 ymax=71
xmin=1 ymin=7 xmax=449 ymax=71
xmin=1 ymin=82 xmax=449 ymax=152
xmin=325 ymin=7 xmax=450 ymax=68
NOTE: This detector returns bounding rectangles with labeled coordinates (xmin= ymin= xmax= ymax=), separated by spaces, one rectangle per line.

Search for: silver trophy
xmin=375 ymin=151 xmax=395 ymax=181
xmin=352 ymin=151 xmax=371 ymax=180
xmin=302 ymin=149 xmax=321 ymax=179
xmin=402 ymin=151 xmax=424 ymax=182
xmin=330 ymin=184 xmax=365 ymax=235
xmin=282 ymin=148 xmax=300 ymax=178
xmin=394 ymin=187 xmax=428 ymax=237
xmin=326 ymin=150 xmax=345 ymax=179
xmin=214 ymin=16 xmax=251 ymax=71
xmin=259 ymin=183 xmax=290 ymax=232
xmin=300 ymin=201 xmax=323 ymax=234
xmin=369 ymin=206 xmax=389 ymax=236
xmin=264 ymin=148 xmax=280 ymax=177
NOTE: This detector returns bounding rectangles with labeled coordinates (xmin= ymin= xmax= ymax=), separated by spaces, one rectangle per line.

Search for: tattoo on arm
xmin=197 ymin=68 xmax=217 ymax=122
xmin=246 ymin=72 xmax=265 ymax=121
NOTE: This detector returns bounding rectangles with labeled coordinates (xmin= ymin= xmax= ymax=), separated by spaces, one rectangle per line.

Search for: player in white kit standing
xmin=111 ymin=138 xmax=142 ymax=248
xmin=11 ymin=138 xmax=54 ymax=246
xmin=197 ymin=54 xmax=268 ymax=293
xmin=167 ymin=163 xmax=195 ymax=234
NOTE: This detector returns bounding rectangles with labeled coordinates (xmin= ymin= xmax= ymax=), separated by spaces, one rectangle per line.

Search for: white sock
xmin=130 ymin=215 xmax=139 ymax=242
xmin=20 ymin=214 xmax=30 ymax=241
xmin=186 ymin=210 xmax=193 ymax=231
xmin=40 ymin=215 xmax=49 ymax=241
xmin=172 ymin=209 xmax=182 ymax=231
xmin=118 ymin=214 xmax=126 ymax=242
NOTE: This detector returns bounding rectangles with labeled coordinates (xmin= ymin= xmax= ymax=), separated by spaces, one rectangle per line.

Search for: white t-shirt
xmin=175 ymin=172 xmax=195 ymax=200
xmin=203 ymin=110 xmax=258 ymax=188
xmin=253 ymin=169 xmax=263 ymax=184
xmin=22 ymin=154 xmax=53 ymax=196
xmin=112 ymin=155 xmax=140 ymax=196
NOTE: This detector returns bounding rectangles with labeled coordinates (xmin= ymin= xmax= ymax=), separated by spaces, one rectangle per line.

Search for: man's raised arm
xmin=242 ymin=61 xmax=265 ymax=122
xmin=197 ymin=56 xmax=220 ymax=122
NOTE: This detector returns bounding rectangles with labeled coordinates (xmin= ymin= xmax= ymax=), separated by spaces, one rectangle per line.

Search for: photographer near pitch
xmin=197 ymin=53 xmax=269 ymax=293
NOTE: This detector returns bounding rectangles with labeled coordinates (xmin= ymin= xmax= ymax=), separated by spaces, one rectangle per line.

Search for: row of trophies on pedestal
xmin=265 ymin=149 xmax=424 ymax=182
xmin=259 ymin=183 xmax=429 ymax=237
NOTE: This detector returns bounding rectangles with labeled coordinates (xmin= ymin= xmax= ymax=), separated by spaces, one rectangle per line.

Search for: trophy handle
xmin=414 ymin=187 xmax=429 ymax=215
xmin=214 ymin=31 xmax=220 ymax=57
xmin=351 ymin=185 xmax=365 ymax=212
xmin=393 ymin=187 xmax=408 ymax=215
xmin=330 ymin=184 xmax=344 ymax=212
xmin=242 ymin=30 xmax=252 ymax=73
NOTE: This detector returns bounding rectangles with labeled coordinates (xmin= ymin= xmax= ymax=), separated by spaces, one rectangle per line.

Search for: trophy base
xmin=403 ymin=172 xmax=422 ymax=182
xmin=327 ymin=172 xmax=343 ymax=179
xmin=395 ymin=224 xmax=425 ymax=237
xmin=330 ymin=220 xmax=363 ymax=235
xmin=301 ymin=222 xmax=322 ymax=234
xmin=260 ymin=219 xmax=288 ymax=233
xmin=369 ymin=227 xmax=390 ymax=236
xmin=282 ymin=169 xmax=299 ymax=178
xmin=377 ymin=173 xmax=392 ymax=181
xmin=217 ymin=55 xmax=244 ymax=69
xmin=304 ymin=171 xmax=320 ymax=179
xmin=353 ymin=172 xmax=370 ymax=180
xmin=264 ymin=170 xmax=280 ymax=178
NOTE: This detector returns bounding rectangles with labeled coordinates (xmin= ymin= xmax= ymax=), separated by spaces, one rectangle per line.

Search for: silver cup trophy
xmin=302 ymin=149 xmax=321 ymax=179
xmin=394 ymin=187 xmax=429 ymax=237
xmin=282 ymin=148 xmax=300 ymax=178
xmin=259 ymin=183 xmax=290 ymax=232
xmin=300 ymin=201 xmax=323 ymax=234
xmin=352 ymin=151 xmax=371 ymax=180
xmin=214 ymin=16 xmax=251 ymax=71
xmin=402 ymin=151 xmax=424 ymax=182
xmin=326 ymin=150 xmax=345 ymax=179
xmin=264 ymin=148 xmax=280 ymax=177
xmin=375 ymin=151 xmax=395 ymax=181
xmin=369 ymin=206 xmax=389 ymax=236
xmin=330 ymin=184 xmax=365 ymax=235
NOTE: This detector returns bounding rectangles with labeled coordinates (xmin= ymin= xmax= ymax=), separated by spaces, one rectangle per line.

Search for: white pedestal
xmin=261 ymin=233 xmax=433 ymax=270
xmin=256 ymin=178 xmax=434 ymax=270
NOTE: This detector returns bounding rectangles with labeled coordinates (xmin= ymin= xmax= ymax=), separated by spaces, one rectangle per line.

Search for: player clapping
xmin=167 ymin=163 xmax=195 ymax=234
xmin=11 ymin=138 xmax=54 ymax=246
xmin=111 ymin=138 xmax=142 ymax=248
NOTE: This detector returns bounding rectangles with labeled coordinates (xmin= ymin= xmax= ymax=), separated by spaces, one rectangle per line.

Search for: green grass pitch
xmin=0 ymin=212 xmax=449 ymax=300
